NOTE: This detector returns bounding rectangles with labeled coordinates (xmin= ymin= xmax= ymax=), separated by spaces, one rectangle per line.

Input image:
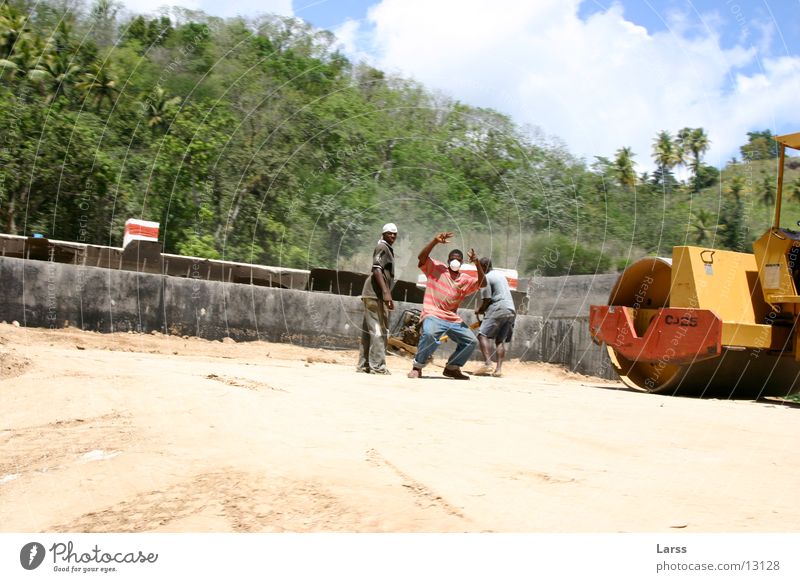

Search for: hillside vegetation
xmin=0 ymin=1 xmax=793 ymax=277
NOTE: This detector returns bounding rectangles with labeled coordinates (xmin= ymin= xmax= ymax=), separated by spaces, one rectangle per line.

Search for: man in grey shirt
xmin=474 ymin=257 xmax=516 ymax=377
xmin=357 ymin=223 xmax=397 ymax=374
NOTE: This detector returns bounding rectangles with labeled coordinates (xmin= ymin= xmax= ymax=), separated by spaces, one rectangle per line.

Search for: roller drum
xmin=604 ymin=257 xmax=800 ymax=398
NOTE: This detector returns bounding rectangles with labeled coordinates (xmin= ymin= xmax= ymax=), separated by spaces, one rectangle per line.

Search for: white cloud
xmin=357 ymin=0 xmax=800 ymax=172
xmin=120 ymin=0 xmax=292 ymax=19
xmin=197 ymin=0 xmax=293 ymax=19
xmin=120 ymin=0 xmax=202 ymax=16
xmin=333 ymin=19 xmax=360 ymax=55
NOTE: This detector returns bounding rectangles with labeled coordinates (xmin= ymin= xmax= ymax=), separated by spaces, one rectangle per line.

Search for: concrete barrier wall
xmin=527 ymin=273 xmax=618 ymax=318
xmin=0 ymin=256 xmax=616 ymax=379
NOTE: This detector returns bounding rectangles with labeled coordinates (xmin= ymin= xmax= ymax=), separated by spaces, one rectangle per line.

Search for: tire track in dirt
xmin=53 ymin=470 xmax=368 ymax=532
xmin=0 ymin=412 xmax=135 ymax=477
xmin=0 ymin=348 xmax=32 ymax=380
xmin=204 ymin=374 xmax=286 ymax=392
xmin=365 ymin=448 xmax=467 ymax=520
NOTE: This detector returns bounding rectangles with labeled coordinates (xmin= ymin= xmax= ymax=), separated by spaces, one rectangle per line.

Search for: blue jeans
xmin=413 ymin=316 xmax=478 ymax=369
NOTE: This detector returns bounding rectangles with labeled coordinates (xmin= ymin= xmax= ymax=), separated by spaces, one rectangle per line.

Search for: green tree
xmin=790 ymin=177 xmax=800 ymax=204
xmin=721 ymin=177 xmax=746 ymax=251
xmin=651 ymin=130 xmax=680 ymax=188
xmin=758 ymin=172 xmax=775 ymax=225
xmin=89 ymin=0 xmax=120 ymax=47
xmin=76 ymin=61 xmax=118 ymax=111
xmin=28 ymin=52 xmax=81 ymax=103
xmin=690 ymin=209 xmax=719 ymax=246
xmin=0 ymin=1 xmax=706 ymax=273
xmin=740 ymin=129 xmax=779 ymax=161
xmin=728 ymin=175 xmax=745 ymax=203
xmin=525 ymin=234 xmax=611 ymax=275
xmin=677 ymin=127 xmax=710 ymax=192
xmin=143 ymin=86 xmax=181 ymax=130
xmin=0 ymin=5 xmax=42 ymax=80
xmin=613 ymin=146 xmax=636 ymax=189
xmin=0 ymin=3 xmax=31 ymax=59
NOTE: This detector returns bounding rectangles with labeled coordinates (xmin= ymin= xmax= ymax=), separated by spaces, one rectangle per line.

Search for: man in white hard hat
xmin=357 ymin=223 xmax=397 ymax=374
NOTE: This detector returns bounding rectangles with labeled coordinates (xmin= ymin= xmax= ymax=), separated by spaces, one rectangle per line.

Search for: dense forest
xmin=1 ymin=0 xmax=797 ymax=279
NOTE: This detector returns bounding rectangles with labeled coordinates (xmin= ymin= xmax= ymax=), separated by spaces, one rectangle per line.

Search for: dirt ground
xmin=1 ymin=322 xmax=799 ymax=533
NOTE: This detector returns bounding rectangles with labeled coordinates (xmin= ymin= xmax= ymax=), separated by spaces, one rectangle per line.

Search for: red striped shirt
xmin=420 ymin=258 xmax=480 ymax=323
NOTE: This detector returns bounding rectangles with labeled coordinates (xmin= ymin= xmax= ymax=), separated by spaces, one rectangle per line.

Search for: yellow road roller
xmin=589 ymin=132 xmax=800 ymax=398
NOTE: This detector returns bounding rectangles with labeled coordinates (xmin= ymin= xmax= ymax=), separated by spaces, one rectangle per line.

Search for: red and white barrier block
xmin=123 ymin=219 xmax=160 ymax=249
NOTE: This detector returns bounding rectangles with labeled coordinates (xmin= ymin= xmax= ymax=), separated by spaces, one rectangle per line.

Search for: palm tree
xmin=727 ymin=175 xmax=745 ymax=203
xmin=28 ymin=51 xmax=82 ymax=103
xmin=691 ymin=209 xmax=720 ymax=245
xmin=0 ymin=4 xmax=30 ymax=59
xmin=677 ymin=127 xmax=711 ymax=191
xmin=675 ymin=127 xmax=691 ymax=165
xmin=613 ymin=146 xmax=636 ymax=189
xmin=24 ymin=18 xmax=86 ymax=103
xmin=689 ymin=128 xmax=710 ymax=167
xmin=90 ymin=0 xmax=120 ymax=48
xmin=759 ymin=173 xmax=774 ymax=206
xmin=652 ymin=130 xmax=680 ymax=177
xmin=758 ymin=173 xmax=775 ymax=226
xmin=77 ymin=62 xmax=119 ymax=111
xmin=0 ymin=4 xmax=41 ymax=80
xmin=144 ymin=86 xmax=181 ymax=130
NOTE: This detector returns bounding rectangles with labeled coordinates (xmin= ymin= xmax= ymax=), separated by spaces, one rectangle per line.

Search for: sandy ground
xmin=1 ymin=322 xmax=800 ymax=533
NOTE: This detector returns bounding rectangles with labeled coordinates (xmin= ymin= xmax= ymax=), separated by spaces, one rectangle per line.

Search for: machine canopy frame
xmin=772 ymin=132 xmax=800 ymax=229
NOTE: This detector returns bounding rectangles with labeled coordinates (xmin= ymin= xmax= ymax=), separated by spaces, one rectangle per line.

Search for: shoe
xmin=407 ymin=367 xmax=422 ymax=378
xmin=372 ymin=368 xmax=391 ymax=375
xmin=356 ymin=367 xmax=370 ymax=374
xmin=474 ymin=364 xmax=494 ymax=376
xmin=491 ymin=371 xmax=504 ymax=378
xmin=443 ymin=367 xmax=470 ymax=380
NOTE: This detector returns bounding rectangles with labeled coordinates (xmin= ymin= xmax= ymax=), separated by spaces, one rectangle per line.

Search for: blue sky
xmin=121 ymin=0 xmax=800 ymax=172
xmin=292 ymin=0 xmax=372 ymax=30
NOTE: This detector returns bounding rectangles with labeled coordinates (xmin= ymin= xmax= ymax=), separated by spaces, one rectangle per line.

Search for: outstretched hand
xmin=468 ymin=248 xmax=479 ymax=263
xmin=434 ymin=232 xmax=454 ymax=244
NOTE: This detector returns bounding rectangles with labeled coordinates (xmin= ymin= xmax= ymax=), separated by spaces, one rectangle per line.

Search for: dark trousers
xmin=357 ymin=297 xmax=389 ymax=372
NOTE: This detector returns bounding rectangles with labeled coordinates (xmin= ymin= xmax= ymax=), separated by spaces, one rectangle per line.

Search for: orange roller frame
xmin=589 ymin=305 xmax=722 ymax=365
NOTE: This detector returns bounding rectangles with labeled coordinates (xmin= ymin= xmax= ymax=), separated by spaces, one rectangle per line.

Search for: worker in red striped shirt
xmin=407 ymin=232 xmax=486 ymax=380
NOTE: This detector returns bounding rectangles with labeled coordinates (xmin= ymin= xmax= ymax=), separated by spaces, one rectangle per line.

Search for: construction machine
xmin=387 ymin=308 xmax=481 ymax=357
xmin=589 ymin=132 xmax=800 ymax=398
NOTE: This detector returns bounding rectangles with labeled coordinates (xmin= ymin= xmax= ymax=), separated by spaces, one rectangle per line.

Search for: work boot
xmin=443 ymin=367 xmax=470 ymax=380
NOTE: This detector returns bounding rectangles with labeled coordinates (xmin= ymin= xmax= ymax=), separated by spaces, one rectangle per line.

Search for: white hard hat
xmin=382 ymin=222 xmax=398 ymax=234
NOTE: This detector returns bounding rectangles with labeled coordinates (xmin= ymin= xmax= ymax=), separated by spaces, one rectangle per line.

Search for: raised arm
xmin=468 ymin=248 xmax=486 ymax=288
xmin=417 ymin=231 xmax=453 ymax=268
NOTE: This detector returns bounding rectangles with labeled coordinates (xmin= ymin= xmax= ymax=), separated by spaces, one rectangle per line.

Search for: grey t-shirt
xmin=361 ymin=239 xmax=395 ymax=299
xmin=481 ymin=270 xmax=515 ymax=318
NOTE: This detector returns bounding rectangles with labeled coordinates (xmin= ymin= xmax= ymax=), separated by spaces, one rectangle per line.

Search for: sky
xmin=119 ymin=0 xmax=800 ymax=172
